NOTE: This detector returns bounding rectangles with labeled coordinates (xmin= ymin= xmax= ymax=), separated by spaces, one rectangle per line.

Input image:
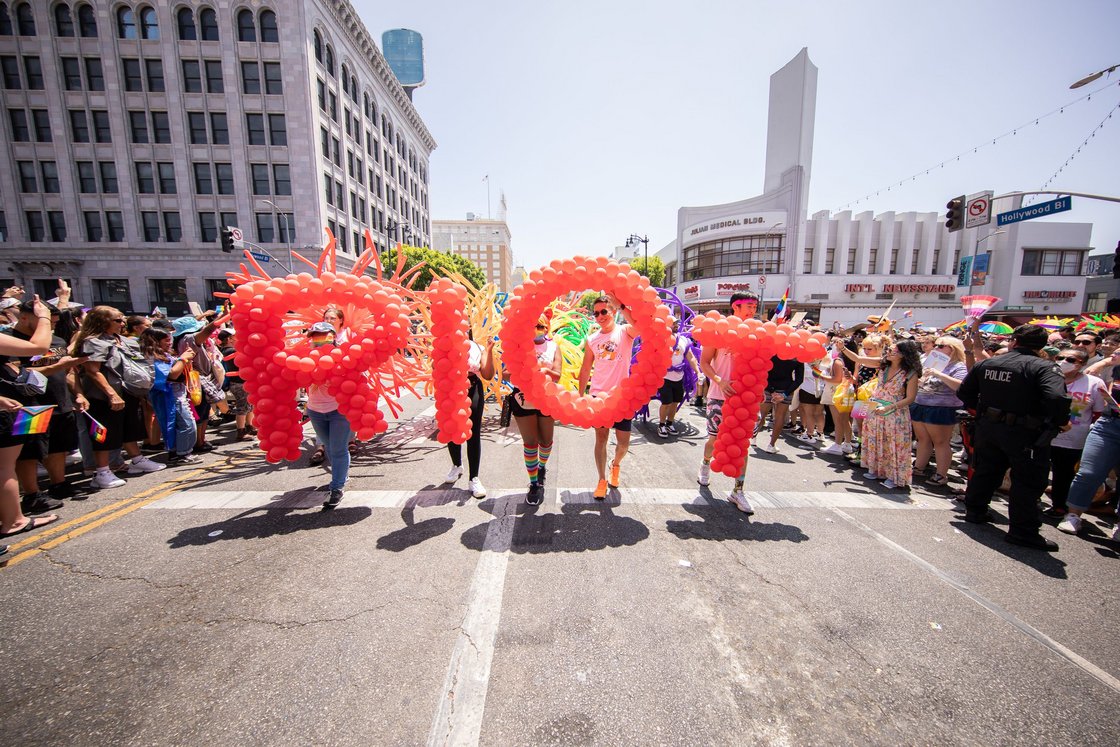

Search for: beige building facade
xmin=431 ymin=216 xmax=514 ymax=292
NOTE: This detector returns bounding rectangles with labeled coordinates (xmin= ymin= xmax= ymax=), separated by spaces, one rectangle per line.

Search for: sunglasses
xmin=1073 ymin=340 xmax=1094 ymax=345
xmin=935 ymin=343 xmax=950 ymax=349
xmin=593 ymin=309 xmax=612 ymax=317
xmin=110 ymin=317 xmax=125 ymax=322
xmin=1056 ymin=356 xmax=1080 ymax=363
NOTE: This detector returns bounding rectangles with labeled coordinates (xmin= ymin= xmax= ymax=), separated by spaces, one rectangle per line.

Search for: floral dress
xmin=861 ymin=368 xmax=914 ymax=486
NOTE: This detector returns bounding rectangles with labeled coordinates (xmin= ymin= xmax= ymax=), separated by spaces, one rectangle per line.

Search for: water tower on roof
xmin=382 ymin=28 xmax=425 ymax=100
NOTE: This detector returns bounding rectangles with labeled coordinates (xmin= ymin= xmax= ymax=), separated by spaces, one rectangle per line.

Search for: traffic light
xmin=945 ymin=195 xmax=965 ymax=233
xmin=1112 ymin=239 xmax=1120 ymax=279
xmin=220 ymin=226 xmax=234 ymax=253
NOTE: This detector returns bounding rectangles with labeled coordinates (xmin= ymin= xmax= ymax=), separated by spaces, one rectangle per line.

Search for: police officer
xmin=957 ymin=324 xmax=1070 ymax=551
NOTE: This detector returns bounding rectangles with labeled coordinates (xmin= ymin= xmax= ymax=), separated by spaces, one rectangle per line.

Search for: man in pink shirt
xmin=578 ymin=295 xmax=636 ymax=500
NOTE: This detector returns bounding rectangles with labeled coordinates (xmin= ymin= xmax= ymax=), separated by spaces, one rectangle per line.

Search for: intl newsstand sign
xmin=845 ymin=283 xmax=956 ymax=293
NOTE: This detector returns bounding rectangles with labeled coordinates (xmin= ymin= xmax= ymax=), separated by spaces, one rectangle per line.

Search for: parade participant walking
xmin=957 ymin=324 xmax=1070 ymax=551
xmin=696 ymin=293 xmax=756 ymax=514
xmin=304 ymin=322 xmax=355 ymax=509
xmin=1044 ymin=347 xmax=1107 ymax=517
xmin=754 ymin=355 xmax=804 ymax=454
xmin=911 ymin=337 xmax=968 ymax=485
xmin=173 ymin=313 xmax=222 ymax=453
xmin=444 ymin=332 xmax=495 ymax=498
xmin=861 ymin=340 xmax=921 ymax=489
xmin=657 ymin=318 xmax=697 ymax=438
xmin=140 ymin=328 xmax=202 ymax=466
xmin=578 ymin=295 xmax=637 ymax=500
xmin=310 ymin=307 xmax=350 ymax=465
xmin=74 ymin=307 xmax=166 ymax=489
xmin=510 ymin=311 xmax=562 ymax=505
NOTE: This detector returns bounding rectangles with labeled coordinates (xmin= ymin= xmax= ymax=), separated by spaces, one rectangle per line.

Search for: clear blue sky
xmin=359 ymin=0 xmax=1120 ymax=270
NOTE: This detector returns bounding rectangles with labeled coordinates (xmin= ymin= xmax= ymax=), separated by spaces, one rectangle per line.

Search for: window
xmin=176 ymin=7 xmax=195 ymax=40
xmin=245 ymin=113 xmax=265 ymax=145
xmin=314 ymin=30 xmax=322 ymax=62
xmin=180 ymin=60 xmax=200 ymax=92
xmin=198 ymin=212 xmax=218 ymax=242
xmin=204 ymin=60 xmax=222 ymax=92
xmin=682 ymin=235 xmax=785 ymax=281
xmin=144 ymin=59 xmax=163 ymax=92
xmin=51 ymin=5 xmax=77 ymax=37
xmin=99 ymin=161 xmax=117 ymax=192
xmin=135 ymin=162 xmax=154 ymax=193
xmin=187 ymin=111 xmax=206 ymax=143
xmin=85 ymin=58 xmax=104 ymax=91
xmin=259 ymin=9 xmax=277 ymax=42
xmin=47 ymin=211 xmax=65 ymax=241
xmin=92 ymin=110 xmax=110 ymax=142
xmin=151 ymin=111 xmax=170 ymax=143
xmin=256 ymin=212 xmax=274 ymax=243
xmin=138 ymin=6 xmax=157 ymax=39
xmin=116 ymin=7 xmax=135 ymax=39
xmin=26 ymin=211 xmax=45 ymax=241
xmin=77 ymin=4 xmax=95 ymax=36
xmin=62 ymin=57 xmax=82 ymax=90
xmin=0 ymin=5 xmax=11 ymax=35
xmin=205 ymin=278 xmax=231 ymax=309
xmin=163 ymin=212 xmax=181 ymax=242
xmin=277 ymin=213 xmax=294 ymax=243
xmin=193 ymin=163 xmax=213 ymax=194
xmin=273 ymin=164 xmax=290 ymax=196
xmin=31 ymin=109 xmax=50 ymax=141
xmin=150 ymin=279 xmax=188 ymax=314
xmin=1021 ymin=249 xmax=1086 ymax=276
xmin=17 ymin=161 xmax=36 ymax=191
xmin=263 ymin=61 xmax=281 ymax=94
xmin=105 ymin=211 xmax=124 ymax=240
xmin=93 ymin=279 xmax=131 ymax=306
xmin=219 ymin=211 xmax=237 ymax=231
xmin=157 ymin=162 xmax=175 ymax=194
xmin=320 ymin=127 xmax=329 ymax=158
xmin=323 ymin=174 xmax=332 ymax=206
xmin=268 ymin=114 xmax=286 ymax=145
xmin=129 ymin=110 xmax=148 ymax=143
xmin=317 ymin=78 xmax=325 ymax=110
xmin=40 ymin=161 xmax=59 ymax=193
xmin=84 ymin=211 xmax=101 ymax=241
xmin=210 ymin=112 xmax=228 ymax=144
xmin=124 ymin=58 xmax=144 ymax=91
xmin=9 ymin=109 xmax=28 ymax=140
xmin=240 ymin=61 xmax=259 ymax=94
xmin=215 ymin=162 xmax=233 ymax=194
xmin=237 ymin=9 xmax=255 ymax=41
xmin=141 ymin=211 xmax=159 ymax=241
xmin=332 ymin=136 xmax=340 ymax=166
xmin=324 ymin=44 xmax=334 ymax=76
xmin=77 ymin=161 xmax=96 ymax=192
xmin=23 ymin=55 xmax=42 ymax=89
xmin=328 ymin=91 xmax=337 ymax=120
xmin=15 ymin=2 xmax=33 ymax=35
xmin=1 ymin=55 xmax=19 ymax=88
xmin=251 ymin=163 xmax=269 ymax=195
xmin=199 ymin=8 xmax=217 ymax=40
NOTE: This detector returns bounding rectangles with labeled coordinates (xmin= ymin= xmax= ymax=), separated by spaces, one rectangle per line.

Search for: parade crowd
xmin=1 ymin=283 xmax=1117 ymax=558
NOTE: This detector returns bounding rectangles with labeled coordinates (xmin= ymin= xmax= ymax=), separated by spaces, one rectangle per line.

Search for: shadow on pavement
xmin=373 ymin=486 xmax=474 ymax=552
xmin=167 ymin=503 xmax=372 ymax=548
xmin=949 ymin=520 xmax=1068 ymax=579
xmin=460 ymin=502 xmax=650 ymax=554
xmin=666 ymin=500 xmax=810 ymax=543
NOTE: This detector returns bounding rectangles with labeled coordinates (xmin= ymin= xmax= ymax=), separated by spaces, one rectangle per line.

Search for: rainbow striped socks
xmin=524 ymin=446 xmax=539 ymax=483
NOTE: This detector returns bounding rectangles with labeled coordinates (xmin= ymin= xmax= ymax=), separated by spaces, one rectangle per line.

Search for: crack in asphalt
xmin=42 ymin=550 xmax=194 ymax=591
xmin=202 ymin=601 xmax=398 ymax=630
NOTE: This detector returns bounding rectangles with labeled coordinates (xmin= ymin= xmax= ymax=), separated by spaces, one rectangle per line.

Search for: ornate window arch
xmin=258 ymin=8 xmax=277 ymax=42
xmin=76 ymin=3 xmax=96 ymax=36
xmin=236 ymin=7 xmax=255 ymax=41
xmin=313 ymin=29 xmax=322 ymax=62
xmin=324 ymin=44 xmax=335 ymax=77
xmin=15 ymin=1 xmax=35 ymax=35
xmin=176 ymin=6 xmax=195 ymax=40
xmin=138 ymin=5 xmax=158 ymax=39
xmin=198 ymin=7 xmax=217 ymax=40
xmin=54 ymin=3 xmax=74 ymax=37
xmin=116 ymin=6 xmax=136 ymax=39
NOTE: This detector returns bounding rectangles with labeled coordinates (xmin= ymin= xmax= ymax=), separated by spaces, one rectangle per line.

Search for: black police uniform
xmin=957 ymin=348 xmax=1070 ymax=541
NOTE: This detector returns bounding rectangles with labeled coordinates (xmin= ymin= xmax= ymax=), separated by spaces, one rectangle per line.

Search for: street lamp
xmin=966 ymin=229 xmax=1007 ymax=296
xmin=624 ymin=233 xmax=650 ymax=276
xmin=1070 ymin=64 xmax=1119 ymax=89
xmin=259 ymin=199 xmax=293 ymax=271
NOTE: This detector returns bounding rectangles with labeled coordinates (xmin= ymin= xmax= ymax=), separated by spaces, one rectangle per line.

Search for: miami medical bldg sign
xmin=682 ymin=212 xmax=787 ymax=247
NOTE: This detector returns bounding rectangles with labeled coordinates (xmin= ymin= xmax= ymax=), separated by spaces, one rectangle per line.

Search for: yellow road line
xmin=1 ymin=451 xmax=254 ymax=566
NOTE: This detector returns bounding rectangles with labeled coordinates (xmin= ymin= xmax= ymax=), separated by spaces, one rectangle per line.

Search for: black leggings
xmin=1049 ymin=445 xmax=1082 ymax=510
xmin=448 ymin=376 xmax=485 ymax=479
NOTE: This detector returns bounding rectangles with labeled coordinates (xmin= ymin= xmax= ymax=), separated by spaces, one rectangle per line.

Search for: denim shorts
xmin=909 ymin=403 xmax=958 ymax=426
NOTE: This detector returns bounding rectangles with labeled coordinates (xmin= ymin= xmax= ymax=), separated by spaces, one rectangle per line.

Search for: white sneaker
xmin=757 ymin=441 xmax=778 ymax=454
xmin=821 ymin=442 xmax=844 ymax=456
xmin=128 ymin=456 xmax=166 ymax=474
xmin=66 ymin=450 xmax=83 ymax=466
xmin=1057 ymin=514 xmax=1083 ymax=534
xmin=444 ymin=465 xmax=463 ymax=484
xmin=1111 ymin=524 xmax=1119 ymax=542
xmin=863 ymin=471 xmax=880 ymax=480
xmin=697 ymin=463 xmax=711 ymax=486
xmin=883 ymin=479 xmax=900 ymax=490
xmin=796 ymin=433 xmax=817 ymax=445
xmin=729 ymin=489 xmax=755 ymax=515
xmin=469 ymin=477 xmax=486 ymax=498
xmin=666 ymin=422 xmax=678 ymax=435
xmin=840 ymin=442 xmax=854 ymax=454
xmin=92 ymin=470 xmax=125 ymax=489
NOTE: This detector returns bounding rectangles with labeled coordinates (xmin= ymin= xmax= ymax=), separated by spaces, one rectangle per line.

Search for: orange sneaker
xmin=608 ymin=462 xmax=621 ymax=488
xmin=593 ymin=479 xmax=608 ymax=500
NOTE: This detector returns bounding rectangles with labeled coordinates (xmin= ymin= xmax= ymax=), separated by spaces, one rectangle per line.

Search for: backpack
xmin=112 ymin=344 xmax=155 ymax=398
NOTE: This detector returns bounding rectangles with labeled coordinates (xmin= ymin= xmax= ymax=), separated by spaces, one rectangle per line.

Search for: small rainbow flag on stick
xmin=961 ymin=295 xmax=1001 ymax=319
xmin=12 ymin=405 xmax=55 ymax=436
xmin=85 ymin=411 xmax=108 ymax=443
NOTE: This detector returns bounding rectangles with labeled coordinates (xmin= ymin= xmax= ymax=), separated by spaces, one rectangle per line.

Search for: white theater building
xmin=661 ymin=50 xmax=1092 ymax=328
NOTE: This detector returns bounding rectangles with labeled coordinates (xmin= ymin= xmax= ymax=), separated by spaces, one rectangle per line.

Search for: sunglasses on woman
xmin=1056 ymin=356 xmax=1081 ymax=363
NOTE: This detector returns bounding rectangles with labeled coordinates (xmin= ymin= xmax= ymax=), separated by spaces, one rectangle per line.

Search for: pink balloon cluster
xmin=428 ymin=278 xmax=473 ymax=444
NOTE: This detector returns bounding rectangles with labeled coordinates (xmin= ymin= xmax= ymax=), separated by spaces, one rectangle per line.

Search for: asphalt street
xmin=2 ymin=394 xmax=1118 ymax=746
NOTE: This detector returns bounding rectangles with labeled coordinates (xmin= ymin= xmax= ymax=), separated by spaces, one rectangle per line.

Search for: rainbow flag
xmin=771 ymin=286 xmax=791 ymax=322
xmin=85 ymin=411 xmax=108 ymax=443
xmin=12 ymin=405 xmax=55 ymax=436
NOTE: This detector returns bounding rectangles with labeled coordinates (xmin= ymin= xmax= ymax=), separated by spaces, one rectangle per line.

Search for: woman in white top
xmin=444 ymin=332 xmax=495 ymax=499
xmin=309 ymin=307 xmax=352 ymax=466
xmin=305 ymin=322 xmax=352 ymax=510
xmin=508 ymin=312 xmax=563 ymax=505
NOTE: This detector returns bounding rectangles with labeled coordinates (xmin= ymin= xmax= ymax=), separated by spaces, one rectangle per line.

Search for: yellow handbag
xmin=184 ymin=362 xmax=203 ymax=406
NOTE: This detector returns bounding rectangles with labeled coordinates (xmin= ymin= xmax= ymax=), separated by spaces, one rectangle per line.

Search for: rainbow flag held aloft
xmin=12 ymin=405 xmax=55 ymax=436
xmin=86 ymin=411 xmax=108 ymax=443
xmin=771 ymin=286 xmax=791 ymax=322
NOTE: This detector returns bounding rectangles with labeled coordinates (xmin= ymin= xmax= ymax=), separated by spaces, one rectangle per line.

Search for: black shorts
xmin=658 ymin=378 xmax=685 ymax=405
xmin=607 ymin=418 xmax=632 ymax=432
xmin=799 ymin=391 xmax=821 ymax=405
xmin=88 ymin=394 xmax=145 ymax=452
xmin=18 ymin=434 xmax=47 ymax=462
xmin=509 ymin=388 xmax=541 ymax=418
